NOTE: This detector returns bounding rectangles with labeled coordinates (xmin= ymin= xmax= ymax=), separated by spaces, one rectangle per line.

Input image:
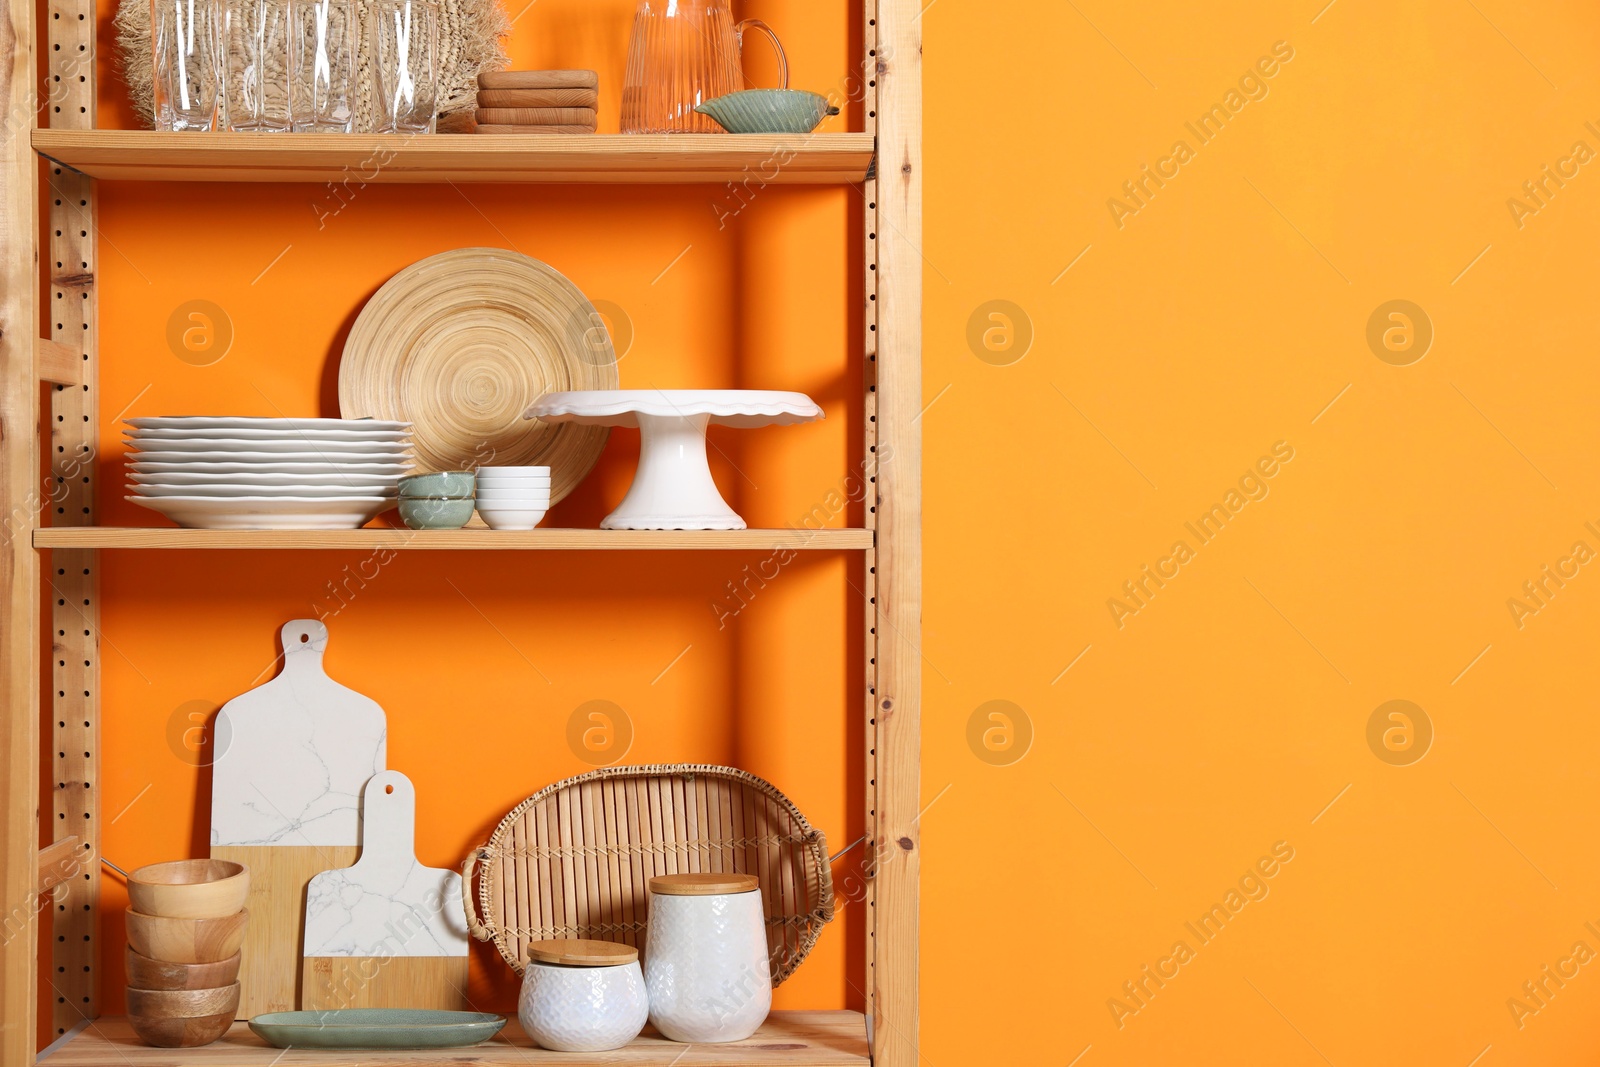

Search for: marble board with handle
xmin=301 ymin=771 xmax=469 ymax=1010
xmin=210 ymin=619 xmax=386 ymax=1017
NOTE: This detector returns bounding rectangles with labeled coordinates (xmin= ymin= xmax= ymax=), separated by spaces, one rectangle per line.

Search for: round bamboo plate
xmin=462 ymin=764 xmax=834 ymax=985
xmin=338 ymin=248 xmax=616 ymax=502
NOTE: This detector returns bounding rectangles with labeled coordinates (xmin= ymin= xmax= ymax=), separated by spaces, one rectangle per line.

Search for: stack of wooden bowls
xmin=475 ymin=70 xmax=599 ymax=134
xmin=124 ymin=860 xmax=249 ymax=1048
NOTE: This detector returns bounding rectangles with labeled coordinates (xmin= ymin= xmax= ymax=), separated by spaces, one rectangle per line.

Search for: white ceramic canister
xmin=518 ymin=939 xmax=649 ymax=1052
xmin=643 ymin=873 xmax=771 ymax=1042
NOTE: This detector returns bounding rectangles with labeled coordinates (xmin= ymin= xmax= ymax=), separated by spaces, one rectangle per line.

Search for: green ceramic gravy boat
xmin=695 ymin=90 xmax=840 ymax=134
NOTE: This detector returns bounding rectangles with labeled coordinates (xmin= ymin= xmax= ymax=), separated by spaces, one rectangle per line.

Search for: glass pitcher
xmin=620 ymin=0 xmax=786 ymax=134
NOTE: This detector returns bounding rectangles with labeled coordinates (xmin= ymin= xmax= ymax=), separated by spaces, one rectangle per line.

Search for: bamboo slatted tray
xmin=462 ymin=765 xmax=834 ymax=984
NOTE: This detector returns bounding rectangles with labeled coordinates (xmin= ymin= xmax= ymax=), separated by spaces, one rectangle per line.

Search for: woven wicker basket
xmin=461 ymin=764 xmax=834 ymax=985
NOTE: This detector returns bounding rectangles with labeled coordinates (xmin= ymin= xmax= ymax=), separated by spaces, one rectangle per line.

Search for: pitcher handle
xmin=735 ymin=18 xmax=789 ymax=90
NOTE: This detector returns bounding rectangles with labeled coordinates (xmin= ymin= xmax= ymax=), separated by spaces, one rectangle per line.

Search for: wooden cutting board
xmin=210 ymin=619 xmax=386 ymax=1018
xmin=301 ymin=771 xmax=468 ymax=1010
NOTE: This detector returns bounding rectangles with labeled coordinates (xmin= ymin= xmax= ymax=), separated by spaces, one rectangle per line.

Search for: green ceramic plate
xmin=248 ymin=1009 xmax=507 ymax=1050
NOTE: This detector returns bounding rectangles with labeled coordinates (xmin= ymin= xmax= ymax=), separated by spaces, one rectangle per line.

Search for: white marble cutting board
xmin=302 ymin=770 xmax=469 ymax=957
xmin=210 ymin=619 xmax=386 ymax=847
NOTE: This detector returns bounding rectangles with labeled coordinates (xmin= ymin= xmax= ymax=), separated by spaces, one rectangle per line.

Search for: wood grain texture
xmin=45 ymin=1011 xmax=868 ymax=1064
xmin=124 ymin=984 xmax=240 ymax=1019
xmin=473 ymin=125 xmax=597 ymax=136
xmin=123 ymin=909 xmax=249 ymax=965
xmin=336 ymin=247 xmax=615 ymax=497
xmin=858 ymin=0 xmax=880 ymax=1032
xmin=36 ymin=836 xmax=82 ymax=895
xmin=870 ymin=0 xmax=922 ymax=1064
xmin=35 ymin=337 xmax=81 ymax=385
xmin=30 ymin=131 xmax=875 ymax=184
xmin=478 ymin=70 xmax=597 ymax=90
xmin=524 ymin=938 xmax=636 ymax=965
xmin=475 ymin=88 xmax=598 ymax=108
xmin=301 ymin=956 xmax=468 ymax=1011
xmin=0 ymin=0 xmax=40 ymax=1056
xmin=125 ymin=1011 xmax=237 ymax=1049
xmin=124 ymin=947 xmax=240 ymax=992
xmin=46 ymin=0 xmax=103 ymax=1035
xmin=32 ymin=527 xmax=873 ymax=550
xmin=473 ymin=107 xmax=596 ymax=125
xmin=212 ymin=845 xmax=357 ymax=1018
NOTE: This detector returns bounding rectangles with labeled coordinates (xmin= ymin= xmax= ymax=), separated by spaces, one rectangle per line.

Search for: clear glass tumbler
xmin=370 ymin=0 xmax=438 ymax=133
xmin=152 ymin=0 xmax=222 ymax=131
xmin=290 ymin=0 xmax=356 ymax=131
xmin=220 ymin=0 xmax=291 ymax=131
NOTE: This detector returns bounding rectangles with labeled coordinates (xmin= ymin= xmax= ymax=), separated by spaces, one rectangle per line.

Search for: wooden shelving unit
xmin=31 ymin=130 xmax=877 ymax=184
xmin=43 ymin=1012 xmax=869 ymax=1064
xmin=0 ymin=2 xmax=921 ymax=1066
xmin=33 ymin=528 xmax=875 ymax=551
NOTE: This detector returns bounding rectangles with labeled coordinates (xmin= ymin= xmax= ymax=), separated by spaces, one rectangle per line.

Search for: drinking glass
xmin=370 ymin=0 xmax=438 ymax=133
xmin=220 ymin=0 xmax=291 ymax=131
xmin=151 ymin=0 xmax=222 ymax=131
xmin=290 ymin=0 xmax=356 ymax=131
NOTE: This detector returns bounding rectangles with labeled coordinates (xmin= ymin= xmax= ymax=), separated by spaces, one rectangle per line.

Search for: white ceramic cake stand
xmin=523 ymin=390 xmax=824 ymax=530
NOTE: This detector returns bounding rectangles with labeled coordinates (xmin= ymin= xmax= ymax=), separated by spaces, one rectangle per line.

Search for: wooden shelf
xmin=32 ymin=527 xmax=872 ymax=551
xmin=31 ymin=130 xmax=876 ymax=184
xmin=39 ymin=1012 xmax=869 ymax=1065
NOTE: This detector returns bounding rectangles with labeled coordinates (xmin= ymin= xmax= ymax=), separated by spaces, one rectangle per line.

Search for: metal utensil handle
xmin=735 ymin=18 xmax=788 ymax=90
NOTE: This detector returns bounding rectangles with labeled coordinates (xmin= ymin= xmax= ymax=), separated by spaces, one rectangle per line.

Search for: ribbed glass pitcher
xmin=620 ymin=0 xmax=783 ymax=134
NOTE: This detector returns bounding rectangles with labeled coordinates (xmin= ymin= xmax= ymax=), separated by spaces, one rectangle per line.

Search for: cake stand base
xmin=600 ymin=413 xmax=746 ymax=531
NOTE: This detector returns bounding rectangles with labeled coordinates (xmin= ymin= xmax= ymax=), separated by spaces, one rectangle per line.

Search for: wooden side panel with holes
xmin=870 ymin=0 xmax=921 ymax=1064
xmin=0 ymin=0 xmax=41 ymax=1055
xmin=46 ymin=0 xmax=100 ymax=1040
xmin=859 ymin=0 xmax=880 ymax=1037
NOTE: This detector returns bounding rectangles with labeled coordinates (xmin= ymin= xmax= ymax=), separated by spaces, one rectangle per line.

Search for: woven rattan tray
xmin=461 ymin=764 xmax=834 ymax=984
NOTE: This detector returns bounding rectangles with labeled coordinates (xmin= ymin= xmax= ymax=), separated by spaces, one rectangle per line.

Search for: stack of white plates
xmin=124 ymin=417 xmax=415 ymax=530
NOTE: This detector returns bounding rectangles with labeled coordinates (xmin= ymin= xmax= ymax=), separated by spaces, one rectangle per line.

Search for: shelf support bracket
xmin=36 ymin=835 xmax=85 ymax=896
xmin=37 ymin=337 xmax=82 ymax=386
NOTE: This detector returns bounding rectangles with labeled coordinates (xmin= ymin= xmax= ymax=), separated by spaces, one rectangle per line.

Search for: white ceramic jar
xmin=517 ymin=939 xmax=649 ymax=1052
xmin=643 ymin=873 xmax=771 ymax=1042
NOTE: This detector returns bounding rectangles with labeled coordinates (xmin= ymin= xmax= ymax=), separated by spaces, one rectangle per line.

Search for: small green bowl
xmin=694 ymin=89 xmax=839 ymax=134
xmin=399 ymin=471 xmax=475 ymax=498
xmin=398 ymin=496 xmax=475 ymax=530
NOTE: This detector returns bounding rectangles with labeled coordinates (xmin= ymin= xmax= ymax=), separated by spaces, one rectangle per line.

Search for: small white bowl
xmin=478 ymin=506 xmax=549 ymax=531
xmin=477 ymin=466 xmax=550 ymax=477
xmin=473 ymin=489 xmax=550 ymax=502
xmin=476 ymin=484 xmax=551 ymax=496
xmin=477 ymin=478 xmax=551 ymax=488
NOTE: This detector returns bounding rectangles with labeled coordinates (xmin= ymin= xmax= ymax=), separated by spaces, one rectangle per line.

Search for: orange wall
xmin=922 ymin=1 xmax=1600 ymax=1064
xmin=65 ymin=0 xmax=1600 ymax=1063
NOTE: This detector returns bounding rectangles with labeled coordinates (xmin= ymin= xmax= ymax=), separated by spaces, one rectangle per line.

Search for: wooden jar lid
xmin=649 ymin=873 xmax=760 ymax=896
xmin=524 ymin=939 xmax=638 ymax=967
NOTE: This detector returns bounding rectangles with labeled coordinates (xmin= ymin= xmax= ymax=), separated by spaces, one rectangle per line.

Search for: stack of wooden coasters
xmin=475 ymin=70 xmax=599 ymax=134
